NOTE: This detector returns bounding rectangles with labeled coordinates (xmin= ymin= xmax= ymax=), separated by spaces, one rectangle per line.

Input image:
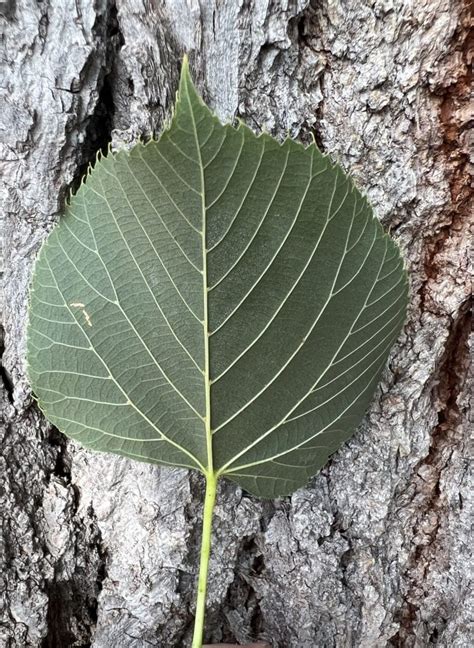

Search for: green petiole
xmin=192 ymin=472 xmax=219 ymax=648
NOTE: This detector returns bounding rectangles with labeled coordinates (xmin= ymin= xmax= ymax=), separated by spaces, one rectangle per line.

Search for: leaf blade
xmin=27 ymin=60 xmax=408 ymax=497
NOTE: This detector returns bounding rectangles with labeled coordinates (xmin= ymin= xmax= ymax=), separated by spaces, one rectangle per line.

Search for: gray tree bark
xmin=0 ymin=1 xmax=471 ymax=647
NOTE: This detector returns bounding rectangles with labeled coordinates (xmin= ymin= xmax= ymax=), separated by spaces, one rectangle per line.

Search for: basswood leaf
xmin=27 ymin=59 xmax=408 ymax=498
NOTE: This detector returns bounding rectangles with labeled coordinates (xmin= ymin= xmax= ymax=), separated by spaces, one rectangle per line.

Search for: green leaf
xmin=27 ymin=58 xmax=408 ymax=498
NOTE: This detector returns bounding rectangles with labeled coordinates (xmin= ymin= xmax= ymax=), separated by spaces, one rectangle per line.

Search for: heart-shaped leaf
xmin=27 ymin=59 xmax=408 ymax=498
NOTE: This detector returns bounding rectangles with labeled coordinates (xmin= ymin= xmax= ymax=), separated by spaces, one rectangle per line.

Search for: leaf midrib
xmin=184 ymin=81 xmax=214 ymax=478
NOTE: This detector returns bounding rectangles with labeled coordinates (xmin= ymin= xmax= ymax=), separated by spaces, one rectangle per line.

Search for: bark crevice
xmin=389 ymin=300 xmax=470 ymax=646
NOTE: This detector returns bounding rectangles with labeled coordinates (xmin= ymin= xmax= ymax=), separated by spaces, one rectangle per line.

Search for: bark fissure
xmin=0 ymin=328 xmax=14 ymax=404
xmin=389 ymin=301 xmax=470 ymax=646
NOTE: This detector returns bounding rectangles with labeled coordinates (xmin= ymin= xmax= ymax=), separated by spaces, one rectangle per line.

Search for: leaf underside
xmin=27 ymin=59 xmax=408 ymax=497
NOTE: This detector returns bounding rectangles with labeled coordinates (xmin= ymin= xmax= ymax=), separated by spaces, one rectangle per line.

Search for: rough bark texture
xmin=0 ymin=1 xmax=471 ymax=647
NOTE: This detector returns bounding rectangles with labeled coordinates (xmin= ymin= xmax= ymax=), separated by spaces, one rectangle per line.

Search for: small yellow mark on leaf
xmin=70 ymin=302 xmax=92 ymax=327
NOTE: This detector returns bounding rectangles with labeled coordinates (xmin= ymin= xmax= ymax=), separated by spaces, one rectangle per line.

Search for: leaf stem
xmin=192 ymin=472 xmax=218 ymax=648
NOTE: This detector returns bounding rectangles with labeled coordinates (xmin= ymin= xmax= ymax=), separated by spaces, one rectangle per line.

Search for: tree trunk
xmin=1 ymin=1 xmax=471 ymax=647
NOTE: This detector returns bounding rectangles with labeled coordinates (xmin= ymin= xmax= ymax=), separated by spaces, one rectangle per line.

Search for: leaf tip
xmin=181 ymin=52 xmax=190 ymax=73
xmin=179 ymin=52 xmax=193 ymax=94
